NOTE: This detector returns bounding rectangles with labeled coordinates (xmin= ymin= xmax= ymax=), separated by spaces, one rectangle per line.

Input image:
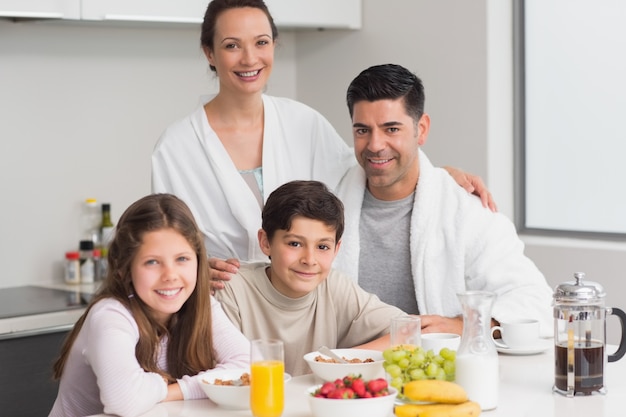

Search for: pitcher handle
xmin=608 ymin=307 xmax=626 ymax=363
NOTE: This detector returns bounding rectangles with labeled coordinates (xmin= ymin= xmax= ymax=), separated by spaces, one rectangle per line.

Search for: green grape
xmin=425 ymin=362 xmax=439 ymax=377
xmin=439 ymin=347 xmax=453 ymax=360
xmin=385 ymin=363 xmax=402 ymax=378
xmin=391 ymin=350 xmax=408 ymax=362
xmin=390 ymin=376 xmax=404 ymax=391
xmin=398 ymin=357 xmax=410 ymax=369
xmin=409 ymin=368 xmax=426 ymax=380
xmin=384 ymin=345 xmax=457 ymax=389
xmin=409 ymin=350 xmax=426 ymax=366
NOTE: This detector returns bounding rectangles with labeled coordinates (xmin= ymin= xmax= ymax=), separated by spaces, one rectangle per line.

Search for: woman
xmin=151 ymin=0 xmax=494 ymax=285
xmin=49 ymin=194 xmax=249 ymax=417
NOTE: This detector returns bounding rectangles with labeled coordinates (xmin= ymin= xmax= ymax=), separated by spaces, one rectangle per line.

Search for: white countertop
xmin=87 ymin=344 xmax=626 ymax=417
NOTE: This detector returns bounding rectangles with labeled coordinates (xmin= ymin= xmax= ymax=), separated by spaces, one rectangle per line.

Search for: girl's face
xmin=205 ymin=7 xmax=275 ymax=96
xmin=131 ymin=228 xmax=198 ymax=326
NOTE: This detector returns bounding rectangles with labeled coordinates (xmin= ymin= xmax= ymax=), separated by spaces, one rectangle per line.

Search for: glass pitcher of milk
xmin=455 ymin=290 xmax=499 ymax=410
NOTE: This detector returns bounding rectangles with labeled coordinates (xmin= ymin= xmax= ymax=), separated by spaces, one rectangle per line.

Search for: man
xmin=333 ymin=64 xmax=553 ymax=336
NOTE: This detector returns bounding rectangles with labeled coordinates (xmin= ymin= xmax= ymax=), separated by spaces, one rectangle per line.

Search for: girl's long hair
xmin=53 ymin=194 xmax=215 ymax=381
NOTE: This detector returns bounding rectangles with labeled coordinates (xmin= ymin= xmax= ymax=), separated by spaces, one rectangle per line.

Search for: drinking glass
xmin=250 ymin=339 xmax=284 ymax=417
xmin=390 ymin=315 xmax=421 ymax=349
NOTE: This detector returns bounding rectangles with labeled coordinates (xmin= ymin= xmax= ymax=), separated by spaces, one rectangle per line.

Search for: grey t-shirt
xmin=358 ymin=189 xmax=419 ymax=314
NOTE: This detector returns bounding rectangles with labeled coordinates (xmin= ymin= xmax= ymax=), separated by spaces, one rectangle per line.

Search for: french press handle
xmin=609 ymin=307 xmax=626 ymax=363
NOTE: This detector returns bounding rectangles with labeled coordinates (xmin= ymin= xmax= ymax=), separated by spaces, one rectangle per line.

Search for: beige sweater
xmin=215 ymin=262 xmax=405 ymax=376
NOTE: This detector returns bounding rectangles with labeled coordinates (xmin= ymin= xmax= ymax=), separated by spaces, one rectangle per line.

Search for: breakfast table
xmin=89 ymin=343 xmax=626 ymax=417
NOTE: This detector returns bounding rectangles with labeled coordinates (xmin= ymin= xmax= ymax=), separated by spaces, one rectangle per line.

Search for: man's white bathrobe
xmin=152 ymin=94 xmax=354 ymax=261
xmin=333 ymin=150 xmax=554 ymax=336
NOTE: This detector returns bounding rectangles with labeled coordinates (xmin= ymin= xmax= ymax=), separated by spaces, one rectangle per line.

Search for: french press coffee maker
xmin=553 ymin=272 xmax=626 ymax=396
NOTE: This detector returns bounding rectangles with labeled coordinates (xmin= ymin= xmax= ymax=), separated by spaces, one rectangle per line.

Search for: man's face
xmin=352 ymin=98 xmax=430 ymax=201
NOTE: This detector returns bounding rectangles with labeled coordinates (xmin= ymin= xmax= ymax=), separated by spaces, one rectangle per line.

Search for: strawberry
xmin=367 ymin=378 xmax=388 ymax=394
xmin=343 ymin=374 xmax=355 ymax=386
xmin=333 ymin=378 xmax=345 ymax=389
xmin=318 ymin=381 xmax=335 ymax=396
xmin=351 ymin=378 xmax=367 ymax=397
xmin=341 ymin=388 xmax=356 ymax=399
xmin=361 ymin=390 xmax=373 ymax=398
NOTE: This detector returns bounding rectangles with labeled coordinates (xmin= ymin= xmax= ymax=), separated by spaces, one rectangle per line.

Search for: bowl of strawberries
xmin=307 ymin=374 xmax=397 ymax=417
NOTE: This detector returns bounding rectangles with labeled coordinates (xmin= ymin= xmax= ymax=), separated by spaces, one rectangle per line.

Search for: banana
xmin=395 ymin=400 xmax=481 ymax=417
xmin=402 ymin=380 xmax=469 ymax=404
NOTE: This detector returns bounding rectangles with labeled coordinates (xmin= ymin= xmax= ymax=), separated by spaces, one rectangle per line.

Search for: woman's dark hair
xmin=53 ymin=194 xmax=216 ymax=382
xmin=346 ymin=63 xmax=426 ymax=123
xmin=201 ymin=0 xmax=279 ymax=72
xmin=262 ymin=180 xmax=345 ymax=242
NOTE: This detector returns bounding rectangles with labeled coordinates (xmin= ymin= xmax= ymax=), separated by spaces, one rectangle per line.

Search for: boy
xmin=214 ymin=180 xmax=406 ymax=376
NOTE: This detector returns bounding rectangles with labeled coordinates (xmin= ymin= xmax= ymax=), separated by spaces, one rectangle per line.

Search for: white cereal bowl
xmin=303 ymin=348 xmax=385 ymax=382
xmin=307 ymin=385 xmax=398 ymax=417
xmin=200 ymin=368 xmax=251 ymax=410
xmin=200 ymin=368 xmax=292 ymax=410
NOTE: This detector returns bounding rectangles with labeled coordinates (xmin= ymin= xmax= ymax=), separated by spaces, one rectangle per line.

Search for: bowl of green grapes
xmin=382 ymin=345 xmax=456 ymax=403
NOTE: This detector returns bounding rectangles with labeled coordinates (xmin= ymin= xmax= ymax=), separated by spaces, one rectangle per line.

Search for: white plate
xmin=494 ymin=338 xmax=552 ymax=355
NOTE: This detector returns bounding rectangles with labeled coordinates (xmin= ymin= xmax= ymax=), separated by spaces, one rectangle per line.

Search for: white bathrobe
xmin=333 ymin=150 xmax=554 ymax=336
xmin=152 ymin=94 xmax=355 ymax=261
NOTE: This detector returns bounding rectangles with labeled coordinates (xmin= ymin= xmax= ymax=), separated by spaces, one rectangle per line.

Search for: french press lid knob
xmin=553 ymin=272 xmax=606 ymax=303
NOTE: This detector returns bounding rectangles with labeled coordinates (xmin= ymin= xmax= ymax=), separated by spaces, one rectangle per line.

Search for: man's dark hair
xmin=346 ymin=63 xmax=425 ymax=123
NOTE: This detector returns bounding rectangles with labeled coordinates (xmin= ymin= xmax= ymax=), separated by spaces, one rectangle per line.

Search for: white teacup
xmin=490 ymin=319 xmax=540 ymax=349
xmin=421 ymin=333 xmax=461 ymax=353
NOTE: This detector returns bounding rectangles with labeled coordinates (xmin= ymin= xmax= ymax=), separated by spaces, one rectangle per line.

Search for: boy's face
xmin=258 ymin=215 xmax=341 ymax=298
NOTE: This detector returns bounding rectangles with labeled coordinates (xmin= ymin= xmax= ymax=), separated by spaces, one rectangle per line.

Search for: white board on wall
xmin=523 ymin=0 xmax=626 ymax=234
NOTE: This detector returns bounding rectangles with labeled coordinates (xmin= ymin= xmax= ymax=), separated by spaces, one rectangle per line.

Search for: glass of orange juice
xmin=250 ymin=339 xmax=284 ymax=417
xmin=390 ymin=315 xmax=421 ymax=349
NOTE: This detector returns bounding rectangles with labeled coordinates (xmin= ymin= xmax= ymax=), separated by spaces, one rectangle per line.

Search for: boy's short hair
xmin=262 ymin=180 xmax=344 ymax=242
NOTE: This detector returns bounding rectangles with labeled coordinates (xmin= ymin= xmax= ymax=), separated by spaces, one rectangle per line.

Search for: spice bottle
xmin=92 ymin=248 xmax=102 ymax=281
xmin=64 ymin=251 xmax=80 ymax=285
xmin=100 ymin=203 xmax=115 ymax=249
xmin=79 ymin=240 xmax=95 ymax=284
xmin=82 ymin=198 xmax=101 ymax=246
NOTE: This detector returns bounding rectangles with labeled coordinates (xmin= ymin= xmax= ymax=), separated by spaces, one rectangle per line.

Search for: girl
xmin=49 ymin=194 xmax=250 ymax=417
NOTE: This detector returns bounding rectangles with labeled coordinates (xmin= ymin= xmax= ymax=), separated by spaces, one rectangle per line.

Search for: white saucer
xmin=494 ymin=338 xmax=552 ymax=355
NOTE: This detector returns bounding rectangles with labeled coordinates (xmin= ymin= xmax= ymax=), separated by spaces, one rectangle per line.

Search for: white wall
xmin=0 ymin=19 xmax=296 ymax=288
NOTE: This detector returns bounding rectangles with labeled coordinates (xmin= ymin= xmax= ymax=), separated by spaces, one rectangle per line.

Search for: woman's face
xmin=206 ymin=7 xmax=275 ymax=96
xmin=131 ymin=228 xmax=198 ymax=326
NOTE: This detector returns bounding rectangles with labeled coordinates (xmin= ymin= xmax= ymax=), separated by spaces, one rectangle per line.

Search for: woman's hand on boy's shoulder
xmin=208 ymin=257 xmax=240 ymax=291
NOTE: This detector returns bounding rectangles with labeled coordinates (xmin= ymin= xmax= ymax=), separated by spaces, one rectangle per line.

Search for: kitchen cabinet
xmin=81 ymin=0 xmax=206 ymax=24
xmin=0 ymin=0 xmax=361 ymax=29
xmin=0 ymin=285 xmax=92 ymax=417
xmin=0 ymin=0 xmax=79 ymax=20
xmin=266 ymin=0 xmax=361 ymax=29
xmin=0 ymin=329 xmax=71 ymax=417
